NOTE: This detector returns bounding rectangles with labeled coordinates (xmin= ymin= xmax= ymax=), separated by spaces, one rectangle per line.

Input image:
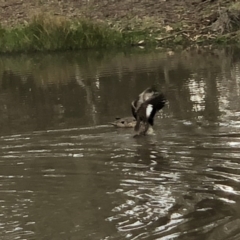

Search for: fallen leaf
xmin=164 ymin=25 xmax=173 ymax=32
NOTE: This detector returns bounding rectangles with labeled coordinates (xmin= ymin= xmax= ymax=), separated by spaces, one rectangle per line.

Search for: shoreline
xmin=0 ymin=0 xmax=240 ymax=53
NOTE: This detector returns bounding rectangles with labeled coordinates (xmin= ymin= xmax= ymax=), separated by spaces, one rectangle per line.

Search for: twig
xmin=1 ymin=2 xmax=23 ymax=9
xmin=156 ymin=30 xmax=193 ymax=42
xmin=195 ymin=0 xmax=212 ymax=12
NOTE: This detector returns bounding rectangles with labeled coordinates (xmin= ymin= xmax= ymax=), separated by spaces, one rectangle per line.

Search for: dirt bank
xmin=1 ymin=0 xmax=240 ymax=46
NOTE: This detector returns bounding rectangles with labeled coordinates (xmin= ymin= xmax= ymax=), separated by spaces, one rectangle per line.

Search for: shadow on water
xmin=1 ymin=47 xmax=240 ymax=239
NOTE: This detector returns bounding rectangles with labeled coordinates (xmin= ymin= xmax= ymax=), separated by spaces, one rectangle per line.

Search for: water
xmin=0 ymin=47 xmax=240 ymax=239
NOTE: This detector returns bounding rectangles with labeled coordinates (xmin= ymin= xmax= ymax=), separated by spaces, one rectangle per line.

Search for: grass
xmin=229 ymin=1 xmax=240 ymax=11
xmin=1 ymin=9 xmax=240 ymax=54
xmin=0 ymin=13 xmax=154 ymax=53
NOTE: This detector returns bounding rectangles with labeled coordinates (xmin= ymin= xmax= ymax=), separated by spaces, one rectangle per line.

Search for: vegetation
xmin=1 ymin=1 xmax=240 ymax=53
xmin=0 ymin=13 xmax=166 ymax=53
xmin=0 ymin=14 xmax=125 ymax=52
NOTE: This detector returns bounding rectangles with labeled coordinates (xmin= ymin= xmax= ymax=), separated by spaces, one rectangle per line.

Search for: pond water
xmin=1 ymin=47 xmax=240 ymax=240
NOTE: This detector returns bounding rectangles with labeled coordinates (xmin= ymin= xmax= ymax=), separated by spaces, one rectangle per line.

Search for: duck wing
xmin=131 ymin=86 xmax=166 ymax=127
xmin=131 ymin=100 xmax=137 ymax=119
xmin=144 ymin=93 xmax=166 ymax=125
xmin=131 ymin=87 xmax=156 ymax=119
xmin=145 ymin=92 xmax=166 ymax=111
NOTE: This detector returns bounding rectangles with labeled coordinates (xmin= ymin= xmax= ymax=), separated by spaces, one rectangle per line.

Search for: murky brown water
xmin=1 ymin=47 xmax=240 ymax=240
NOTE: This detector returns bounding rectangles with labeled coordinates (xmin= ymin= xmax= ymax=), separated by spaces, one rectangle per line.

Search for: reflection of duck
xmin=110 ymin=117 xmax=136 ymax=128
xmin=131 ymin=87 xmax=166 ymax=136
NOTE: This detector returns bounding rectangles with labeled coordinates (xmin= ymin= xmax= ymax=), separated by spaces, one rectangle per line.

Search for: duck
xmin=109 ymin=117 xmax=136 ymax=128
xmin=131 ymin=87 xmax=166 ymax=136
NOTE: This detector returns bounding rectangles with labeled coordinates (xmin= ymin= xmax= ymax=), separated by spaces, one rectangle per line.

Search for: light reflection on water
xmin=0 ymin=48 xmax=240 ymax=239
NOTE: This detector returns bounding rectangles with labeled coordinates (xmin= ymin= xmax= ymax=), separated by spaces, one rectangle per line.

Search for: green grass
xmin=0 ymin=14 xmax=153 ymax=53
xmin=1 ymin=12 xmax=240 ymax=53
xmin=229 ymin=1 xmax=240 ymax=11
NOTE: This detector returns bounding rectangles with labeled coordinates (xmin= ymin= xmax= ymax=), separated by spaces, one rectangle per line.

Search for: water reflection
xmin=1 ymin=47 xmax=240 ymax=239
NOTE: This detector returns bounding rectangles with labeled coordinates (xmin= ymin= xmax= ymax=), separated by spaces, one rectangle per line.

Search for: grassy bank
xmin=2 ymin=1 xmax=240 ymax=54
xmin=0 ymin=15 xmax=121 ymax=52
xmin=0 ymin=14 xmax=158 ymax=53
xmin=0 ymin=14 xmax=199 ymax=53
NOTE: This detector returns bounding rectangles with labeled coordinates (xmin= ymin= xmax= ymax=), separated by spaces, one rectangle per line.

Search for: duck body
xmin=131 ymin=87 xmax=166 ymax=136
xmin=110 ymin=116 xmax=154 ymax=135
xmin=110 ymin=117 xmax=136 ymax=128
